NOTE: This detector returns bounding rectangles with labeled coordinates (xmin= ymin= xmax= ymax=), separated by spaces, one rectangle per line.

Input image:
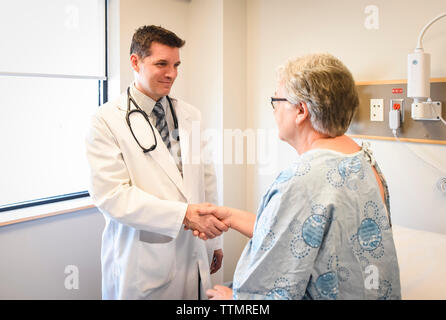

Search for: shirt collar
xmin=130 ymin=82 xmax=166 ymax=115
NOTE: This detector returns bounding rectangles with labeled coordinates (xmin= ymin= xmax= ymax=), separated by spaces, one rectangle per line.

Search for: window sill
xmin=0 ymin=197 xmax=95 ymax=227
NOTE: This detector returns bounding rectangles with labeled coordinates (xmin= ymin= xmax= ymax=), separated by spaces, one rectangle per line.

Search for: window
xmin=0 ymin=0 xmax=107 ymax=212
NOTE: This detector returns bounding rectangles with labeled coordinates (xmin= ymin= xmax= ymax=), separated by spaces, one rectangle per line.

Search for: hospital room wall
xmin=245 ymin=0 xmax=446 ymax=234
xmin=0 ymin=208 xmax=104 ymax=299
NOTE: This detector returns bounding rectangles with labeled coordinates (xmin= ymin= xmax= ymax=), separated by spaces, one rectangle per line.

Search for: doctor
xmin=85 ymin=25 xmax=226 ymax=299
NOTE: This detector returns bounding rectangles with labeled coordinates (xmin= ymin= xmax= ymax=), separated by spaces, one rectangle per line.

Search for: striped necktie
xmin=152 ymin=101 xmax=171 ymax=151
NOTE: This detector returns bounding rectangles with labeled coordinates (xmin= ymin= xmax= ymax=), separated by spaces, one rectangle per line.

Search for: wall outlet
xmin=370 ymin=99 xmax=384 ymax=121
xmin=390 ymin=99 xmax=405 ymax=122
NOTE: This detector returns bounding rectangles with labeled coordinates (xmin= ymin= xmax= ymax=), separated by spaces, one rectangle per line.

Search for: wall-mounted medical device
xmin=407 ymin=13 xmax=446 ymax=122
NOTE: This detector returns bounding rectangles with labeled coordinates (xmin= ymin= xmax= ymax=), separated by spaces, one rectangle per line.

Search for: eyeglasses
xmin=270 ymin=97 xmax=288 ymax=110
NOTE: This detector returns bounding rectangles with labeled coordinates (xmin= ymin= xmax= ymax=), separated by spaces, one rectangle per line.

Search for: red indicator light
xmin=392 ymin=88 xmax=403 ymax=94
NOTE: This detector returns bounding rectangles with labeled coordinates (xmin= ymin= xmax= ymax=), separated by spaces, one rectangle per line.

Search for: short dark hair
xmin=130 ymin=25 xmax=185 ymax=58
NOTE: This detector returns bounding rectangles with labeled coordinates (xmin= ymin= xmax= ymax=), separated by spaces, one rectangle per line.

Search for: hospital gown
xmin=232 ymin=143 xmax=401 ymax=300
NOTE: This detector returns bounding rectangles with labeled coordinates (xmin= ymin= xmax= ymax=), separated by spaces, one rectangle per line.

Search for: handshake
xmin=183 ymin=203 xmax=231 ymax=240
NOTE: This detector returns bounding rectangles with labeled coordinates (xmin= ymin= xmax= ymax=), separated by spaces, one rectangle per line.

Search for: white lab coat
xmin=85 ymin=91 xmax=221 ymax=299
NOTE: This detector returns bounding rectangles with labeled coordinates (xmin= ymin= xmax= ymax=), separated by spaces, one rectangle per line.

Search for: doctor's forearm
xmin=95 ymin=184 xmax=188 ymax=238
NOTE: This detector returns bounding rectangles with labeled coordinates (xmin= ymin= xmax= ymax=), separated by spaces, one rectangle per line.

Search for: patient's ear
xmin=295 ymin=101 xmax=309 ymax=125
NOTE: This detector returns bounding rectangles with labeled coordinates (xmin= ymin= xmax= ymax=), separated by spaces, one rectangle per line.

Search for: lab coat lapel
xmin=149 ymin=118 xmax=188 ymax=201
xmin=176 ymin=101 xmax=194 ymax=202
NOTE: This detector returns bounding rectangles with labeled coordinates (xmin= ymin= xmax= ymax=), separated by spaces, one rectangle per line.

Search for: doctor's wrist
xmin=183 ymin=204 xmax=194 ymax=227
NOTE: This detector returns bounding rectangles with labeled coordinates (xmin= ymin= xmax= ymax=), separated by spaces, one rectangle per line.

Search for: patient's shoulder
xmin=282 ymin=149 xmax=366 ymax=192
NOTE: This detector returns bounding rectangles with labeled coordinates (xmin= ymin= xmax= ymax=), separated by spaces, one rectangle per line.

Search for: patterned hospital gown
xmin=232 ymin=144 xmax=401 ymax=300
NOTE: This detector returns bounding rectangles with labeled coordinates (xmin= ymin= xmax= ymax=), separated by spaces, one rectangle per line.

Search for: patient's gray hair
xmin=278 ymin=53 xmax=359 ymax=137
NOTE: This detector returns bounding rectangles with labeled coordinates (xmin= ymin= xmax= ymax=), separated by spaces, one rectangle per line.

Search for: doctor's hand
xmin=210 ymin=249 xmax=223 ymax=274
xmin=206 ymin=285 xmax=233 ymax=300
xmin=183 ymin=204 xmax=228 ymax=239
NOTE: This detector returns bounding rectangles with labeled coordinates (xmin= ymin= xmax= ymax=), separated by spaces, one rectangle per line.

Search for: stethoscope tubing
xmin=126 ymin=87 xmax=179 ymax=153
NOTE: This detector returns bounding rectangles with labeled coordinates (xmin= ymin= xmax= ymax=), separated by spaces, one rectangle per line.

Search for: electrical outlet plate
xmin=370 ymin=99 xmax=384 ymax=121
xmin=390 ymin=99 xmax=404 ymax=122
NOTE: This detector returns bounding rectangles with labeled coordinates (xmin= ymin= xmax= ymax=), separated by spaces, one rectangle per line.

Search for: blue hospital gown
xmin=232 ymin=144 xmax=401 ymax=300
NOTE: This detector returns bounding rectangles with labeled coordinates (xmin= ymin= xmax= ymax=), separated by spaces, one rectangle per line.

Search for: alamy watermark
xmin=364 ymin=5 xmax=380 ymax=30
xmin=166 ymin=122 xmax=282 ymax=176
xmin=364 ymin=264 xmax=379 ymax=290
xmin=64 ymin=265 xmax=79 ymax=290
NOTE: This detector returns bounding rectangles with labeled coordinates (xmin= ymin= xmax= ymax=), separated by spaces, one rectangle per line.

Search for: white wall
xmin=221 ymin=0 xmax=250 ymax=283
xmin=183 ymin=0 xmax=224 ymax=206
xmin=0 ymin=208 xmax=103 ymax=299
xmin=246 ymin=0 xmax=446 ymax=234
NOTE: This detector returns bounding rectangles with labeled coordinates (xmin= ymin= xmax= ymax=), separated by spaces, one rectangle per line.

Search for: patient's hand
xmin=206 ymin=285 xmax=233 ymax=300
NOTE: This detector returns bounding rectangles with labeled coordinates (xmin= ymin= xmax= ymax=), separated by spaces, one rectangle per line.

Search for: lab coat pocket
xmin=137 ymin=231 xmax=176 ymax=294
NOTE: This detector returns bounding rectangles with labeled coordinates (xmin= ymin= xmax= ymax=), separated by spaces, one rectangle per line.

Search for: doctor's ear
xmin=295 ymin=101 xmax=309 ymax=125
xmin=130 ymin=54 xmax=141 ymax=73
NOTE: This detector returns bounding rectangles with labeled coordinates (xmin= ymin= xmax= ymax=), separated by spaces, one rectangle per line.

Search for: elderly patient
xmin=194 ymin=53 xmax=401 ymax=300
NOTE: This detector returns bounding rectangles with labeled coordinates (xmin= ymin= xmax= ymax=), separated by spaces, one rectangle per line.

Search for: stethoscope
xmin=126 ymin=87 xmax=179 ymax=153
